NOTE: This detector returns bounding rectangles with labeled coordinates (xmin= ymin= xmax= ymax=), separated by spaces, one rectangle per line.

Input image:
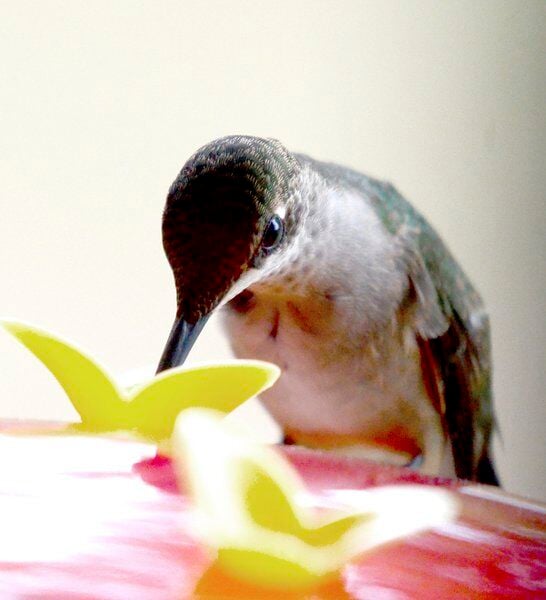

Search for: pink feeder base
xmin=0 ymin=423 xmax=544 ymax=599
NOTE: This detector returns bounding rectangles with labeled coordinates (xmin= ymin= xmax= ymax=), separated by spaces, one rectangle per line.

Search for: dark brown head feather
xmin=162 ymin=136 xmax=299 ymax=322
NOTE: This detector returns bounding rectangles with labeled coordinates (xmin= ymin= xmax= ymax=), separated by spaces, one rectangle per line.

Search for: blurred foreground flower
xmin=174 ymin=408 xmax=459 ymax=591
xmin=1 ymin=320 xmax=279 ymax=445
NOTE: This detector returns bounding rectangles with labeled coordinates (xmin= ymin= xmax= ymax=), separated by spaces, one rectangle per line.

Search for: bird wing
xmin=412 ymin=266 xmax=497 ymax=483
xmin=373 ymin=180 xmax=496 ymax=483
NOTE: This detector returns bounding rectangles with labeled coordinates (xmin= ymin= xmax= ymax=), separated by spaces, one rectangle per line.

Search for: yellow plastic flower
xmin=174 ymin=408 xmax=459 ymax=591
xmin=1 ymin=320 xmax=279 ymax=445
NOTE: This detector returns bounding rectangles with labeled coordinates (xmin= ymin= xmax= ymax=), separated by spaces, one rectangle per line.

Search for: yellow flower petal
xmin=1 ymin=320 xmax=125 ymax=430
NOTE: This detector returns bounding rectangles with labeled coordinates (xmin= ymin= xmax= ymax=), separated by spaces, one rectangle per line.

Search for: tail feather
xmin=476 ymin=452 xmax=500 ymax=486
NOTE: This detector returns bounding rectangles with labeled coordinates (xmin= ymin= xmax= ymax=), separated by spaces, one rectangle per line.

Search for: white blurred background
xmin=0 ymin=1 xmax=544 ymax=500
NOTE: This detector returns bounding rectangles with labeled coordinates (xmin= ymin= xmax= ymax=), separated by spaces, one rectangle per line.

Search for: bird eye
xmin=261 ymin=215 xmax=284 ymax=251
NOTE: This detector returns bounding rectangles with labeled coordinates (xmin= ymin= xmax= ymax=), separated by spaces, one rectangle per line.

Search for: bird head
xmin=157 ymin=136 xmax=302 ymax=372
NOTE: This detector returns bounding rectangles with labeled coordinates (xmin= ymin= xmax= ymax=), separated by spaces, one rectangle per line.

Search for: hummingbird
xmin=157 ymin=135 xmax=498 ymax=485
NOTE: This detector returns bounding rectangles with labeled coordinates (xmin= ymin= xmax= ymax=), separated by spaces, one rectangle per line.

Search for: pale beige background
xmin=0 ymin=1 xmax=544 ymax=500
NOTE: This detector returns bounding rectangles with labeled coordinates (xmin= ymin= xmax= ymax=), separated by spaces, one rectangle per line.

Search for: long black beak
xmin=156 ymin=315 xmax=210 ymax=373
